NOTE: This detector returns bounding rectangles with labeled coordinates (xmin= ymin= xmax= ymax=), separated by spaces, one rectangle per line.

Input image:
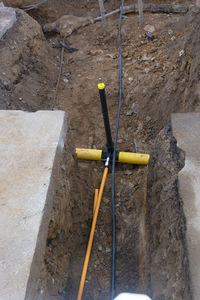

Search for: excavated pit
xmin=1 ymin=1 xmax=200 ymax=299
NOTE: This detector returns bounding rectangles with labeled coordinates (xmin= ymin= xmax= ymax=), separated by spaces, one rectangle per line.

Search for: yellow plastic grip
xmin=98 ymin=82 xmax=105 ymax=90
xmin=76 ymin=148 xmax=150 ymax=165
xmin=118 ymin=152 xmax=150 ymax=165
xmin=76 ymin=148 xmax=102 ymax=161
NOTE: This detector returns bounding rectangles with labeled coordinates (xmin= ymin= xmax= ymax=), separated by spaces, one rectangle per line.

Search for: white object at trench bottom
xmin=114 ymin=293 xmax=152 ymax=300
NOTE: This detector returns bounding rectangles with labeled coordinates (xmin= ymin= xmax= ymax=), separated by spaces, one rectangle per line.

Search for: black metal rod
xmin=98 ymin=86 xmax=113 ymax=153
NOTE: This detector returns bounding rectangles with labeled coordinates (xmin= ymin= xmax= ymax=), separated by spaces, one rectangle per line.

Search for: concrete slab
xmin=0 ymin=110 xmax=68 ymax=300
xmin=171 ymin=113 xmax=200 ymax=300
xmin=0 ymin=2 xmax=16 ymax=39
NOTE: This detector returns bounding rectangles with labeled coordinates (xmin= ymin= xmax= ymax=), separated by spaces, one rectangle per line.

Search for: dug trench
xmin=1 ymin=1 xmax=200 ymax=299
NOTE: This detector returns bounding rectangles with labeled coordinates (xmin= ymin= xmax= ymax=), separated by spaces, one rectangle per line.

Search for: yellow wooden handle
xmin=118 ymin=152 xmax=150 ymax=165
xmin=76 ymin=148 xmax=150 ymax=165
xmin=76 ymin=148 xmax=102 ymax=161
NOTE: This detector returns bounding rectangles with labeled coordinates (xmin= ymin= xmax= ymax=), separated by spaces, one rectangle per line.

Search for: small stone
xmin=128 ymin=77 xmax=134 ymax=82
xmin=126 ymin=103 xmax=139 ymax=116
xmin=122 ymin=51 xmax=129 ymax=58
xmin=142 ymin=53 xmax=152 ymax=61
xmin=103 ymin=197 xmax=110 ymax=204
xmin=63 ymin=72 xmax=71 ymax=77
xmin=88 ymin=136 xmax=93 ymax=146
xmin=106 ymin=53 xmax=117 ymax=59
xmin=0 ymin=81 xmax=9 ymax=89
xmin=63 ymin=79 xmax=69 ymax=83
xmin=61 ymin=164 xmax=66 ymax=171
xmin=168 ymin=29 xmax=173 ymax=35
xmin=105 ymin=247 xmax=111 ymax=253
xmin=97 ymin=56 xmax=103 ymax=62
xmin=171 ymin=36 xmax=176 ymax=41
xmin=145 ymin=116 xmax=151 ymax=123
xmin=124 ymin=170 xmax=133 ymax=176
xmin=128 ymin=182 xmax=136 ymax=189
xmin=131 ymin=103 xmax=138 ymax=113
xmin=98 ymin=245 xmax=102 ymax=251
xmin=126 ymin=110 xmax=133 ymax=116
xmin=179 ymin=50 xmax=184 ymax=57
xmin=144 ymin=24 xmax=155 ymax=33
xmin=90 ymin=49 xmax=103 ymax=56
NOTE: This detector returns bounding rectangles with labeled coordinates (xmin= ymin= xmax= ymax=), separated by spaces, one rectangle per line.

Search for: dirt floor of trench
xmin=1 ymin=1 xmax=200 ymax=299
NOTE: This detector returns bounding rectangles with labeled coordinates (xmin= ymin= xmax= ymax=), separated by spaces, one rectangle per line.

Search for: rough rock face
xmin=43 ymin=15 xmax=93 ymax=37
xmin=0 ymin=9 xmax=56 ymax=111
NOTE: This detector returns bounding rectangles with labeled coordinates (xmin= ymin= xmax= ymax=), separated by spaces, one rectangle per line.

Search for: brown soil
xmin=1 ymin=1 xmax=200 ymax=299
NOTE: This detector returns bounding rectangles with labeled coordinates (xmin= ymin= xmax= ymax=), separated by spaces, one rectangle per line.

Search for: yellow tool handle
xmin=93 ymin=189 xmax=99 ymax=215
xmin=76 ymin=148 xmax=102 ymax=161
xmin=77 ymin=168 xmax=108 ymax=300
xmin=118 ymin=152 xmax=150 ymax=165
xmin=76 ymin=148 xmax=150 ymax=165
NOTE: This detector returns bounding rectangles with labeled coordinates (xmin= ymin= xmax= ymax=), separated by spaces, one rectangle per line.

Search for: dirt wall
xmin=3 ymin=1 xmax=193 ymax=22
xmin=34 ymin=126 xmax=95 ymax=299
xmin=146 ymin=124 xmax=192 ymax=300
xmin=0 ymin=9 xmax=56 ymax=111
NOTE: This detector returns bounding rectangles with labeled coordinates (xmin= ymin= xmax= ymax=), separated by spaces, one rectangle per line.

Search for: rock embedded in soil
xmin=144 ymin=24 xmax=155 ymax=33
xmin=43 ymin=15 xmax=94 ymax=37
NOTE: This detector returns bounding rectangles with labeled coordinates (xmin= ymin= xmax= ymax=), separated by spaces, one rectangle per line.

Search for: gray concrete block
xmin=0 ymin=2 xmax=16 ymax=39
xmin=172 ymin=113 xmax=200 ymax=300
xmin=0 ymin=110 xmax=68 ymax=300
